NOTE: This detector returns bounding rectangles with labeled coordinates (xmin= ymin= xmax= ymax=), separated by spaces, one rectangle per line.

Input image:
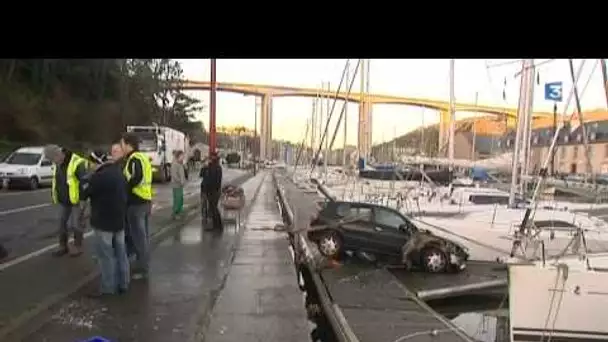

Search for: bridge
xmin=179 ymin=80 xmax=554 ymax=160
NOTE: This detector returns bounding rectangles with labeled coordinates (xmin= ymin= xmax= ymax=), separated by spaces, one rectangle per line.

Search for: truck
xmin=126 ymin=125 xmax=190 ymax=183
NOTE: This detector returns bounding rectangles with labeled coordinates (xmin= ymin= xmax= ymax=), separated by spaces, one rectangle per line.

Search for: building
xmin=501 ymin=110 xmax=608 ymax=175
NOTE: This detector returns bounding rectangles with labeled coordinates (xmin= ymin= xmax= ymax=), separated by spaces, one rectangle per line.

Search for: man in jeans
xmin=84 ymin=150 xmax=129 ymax=297
xmin=121 ymin=133 xmax=153 ymax=280
xmin=44 ymin=145 xmax=88 ymax=257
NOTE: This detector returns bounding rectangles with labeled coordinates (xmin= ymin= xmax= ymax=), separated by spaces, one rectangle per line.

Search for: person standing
xmin=171 ymin=150 xmax=186 ymax=219
xmin=84 ymin=150 xmax=129 ymax=297
xmin=44 ymin=145 xmax=88 ymax=257
xmin=203 ymin=152 xmax=223 ymax=231
xmin=199 ymin=157 xmax=210 ymax=222
xmin=109 ymin=142 xmax=134 ymax=258
xmin=120 ymin=133 xmax=153 ymax=280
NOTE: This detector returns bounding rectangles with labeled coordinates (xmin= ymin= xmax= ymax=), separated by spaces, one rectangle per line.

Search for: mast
xmin=471 ymin=92 xmax=478 ymax=161
xmin=358 ymin=59 xmax=366 ymax=167
xmin=508 ymin=60 xmax=530 ymax=208
xmin=318 ymin=84 xmax=324 ymax=172
xmin=324 ymin=82 xmax=330 ymax=179
xmin=520 ymin=59 xmax=535 ymax=194
xmin=601 ymin=59 xmax=608 ymax=108
xmin=365 ymin=59 xmax=371 ymax=163
xmin=421 ymin=108 xmax=425 ymax=155
xmin=343 ymin=62 xmax=349 ymax=167
xmin=310 ymin=98 xmax=317 ymax=165
xmin=448 ymin=59 xmax=456 ymax=169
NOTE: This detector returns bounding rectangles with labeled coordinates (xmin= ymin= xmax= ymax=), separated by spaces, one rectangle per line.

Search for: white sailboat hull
xmin=509 ymin=258 xmax=608 ymax=342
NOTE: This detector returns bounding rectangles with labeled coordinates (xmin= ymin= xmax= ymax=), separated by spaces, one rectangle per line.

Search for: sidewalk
xmin=202 ymin=172 xmax=310 ymax=341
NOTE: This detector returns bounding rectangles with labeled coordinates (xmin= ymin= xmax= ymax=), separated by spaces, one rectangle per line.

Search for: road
xmin=0 ymin=180 xmax=203 ymax=262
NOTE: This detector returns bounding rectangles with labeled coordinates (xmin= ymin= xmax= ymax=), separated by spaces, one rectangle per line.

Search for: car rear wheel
xmin=316 ymin=230 xmax=342 ymax=258
xmin=421 ymin=247 xmax=447 ymax=273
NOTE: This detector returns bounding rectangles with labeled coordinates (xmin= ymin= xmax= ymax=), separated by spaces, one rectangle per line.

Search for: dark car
xmin=308 ymin=201 xmax=469 ymax=273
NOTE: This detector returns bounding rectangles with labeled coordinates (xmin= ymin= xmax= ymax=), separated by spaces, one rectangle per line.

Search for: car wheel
xmin=421 ymin=247 xmax=448 ymax=273
xmin=29 ymin=177 xmax=39 ymax=190
xmin=316 ymin=230 xmax=342 ymax=258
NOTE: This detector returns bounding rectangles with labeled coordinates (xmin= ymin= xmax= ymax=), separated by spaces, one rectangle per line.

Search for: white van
xmin=0 ymin=146 xmax=53 ymax=190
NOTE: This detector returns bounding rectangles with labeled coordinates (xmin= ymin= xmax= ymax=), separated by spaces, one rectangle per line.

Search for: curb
xmin=0 ymin=172 xmax=253 ymax=341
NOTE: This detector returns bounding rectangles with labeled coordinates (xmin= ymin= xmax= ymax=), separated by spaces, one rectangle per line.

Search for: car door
xmin=336 ymin=203 xmax=375 ymax=250
xmin=369 ymin=206 xmax=409 ymax=255
xmin=39 ymin=158 xmax=54 ymax=185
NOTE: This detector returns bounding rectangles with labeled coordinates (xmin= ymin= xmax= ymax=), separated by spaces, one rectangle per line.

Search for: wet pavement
xmin=16 ymin=170 xmax=307 ymax=342
xmin=0 ymin=179 xmax=204 ymax=262
xmin=0 ymin=170 xmax=247 ymax=340
xmin=202 ymin=173 xmax=310 ymax=342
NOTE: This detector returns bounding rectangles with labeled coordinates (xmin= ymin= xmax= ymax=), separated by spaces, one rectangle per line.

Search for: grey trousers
xmin=58 ymin=203 xmax=86 ymax=248
xmin=126 ymin=203 xmax=151 ymax=275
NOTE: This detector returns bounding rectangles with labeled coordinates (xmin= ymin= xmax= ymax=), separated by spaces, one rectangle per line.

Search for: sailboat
xmin=508 ymin=59 xmax=608 ymax=342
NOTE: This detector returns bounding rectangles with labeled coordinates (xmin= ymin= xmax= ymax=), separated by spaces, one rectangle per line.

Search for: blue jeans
xmin=93 ymin=229 xmax=130 ymax=294
xmin=126 ymin=203 xmax=151 ymax=276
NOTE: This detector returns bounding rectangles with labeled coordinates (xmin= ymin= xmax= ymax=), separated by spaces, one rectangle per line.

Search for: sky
xmin=176 ymin=59 xmax=608 ymax=146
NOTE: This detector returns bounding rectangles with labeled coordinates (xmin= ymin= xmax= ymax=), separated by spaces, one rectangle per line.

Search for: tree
xmin=0 ymin=59 xmax=202 ymax=151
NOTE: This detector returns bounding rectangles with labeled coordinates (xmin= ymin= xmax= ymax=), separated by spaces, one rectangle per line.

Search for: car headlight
xmin=17 ymin=168 xmax=27 ymax=174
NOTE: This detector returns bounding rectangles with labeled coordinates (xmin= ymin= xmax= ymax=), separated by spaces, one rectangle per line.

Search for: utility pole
xmin=209 ymin=59 xmax=217 ymax=155
xmin=253 ymin=97 xmax=258 ymax=175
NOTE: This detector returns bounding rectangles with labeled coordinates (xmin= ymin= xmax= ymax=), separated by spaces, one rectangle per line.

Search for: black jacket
xmin=83 ymin=162 xmax=127 ymax=232
xmin=54 ymin=151 xmax=87 ymax=205
xmin=124 ymin=151 xmax=150 ymax=205
xmin=203 ymin=162 xmax=222 ymax=193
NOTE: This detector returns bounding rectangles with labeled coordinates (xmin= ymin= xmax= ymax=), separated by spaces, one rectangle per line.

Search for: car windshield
xmin=5 ymin=152 xmax=40 ymax=165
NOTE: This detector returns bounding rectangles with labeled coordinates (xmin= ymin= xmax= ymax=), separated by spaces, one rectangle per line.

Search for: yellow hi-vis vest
xmin=52 ymin=154 xmax=86 ymax=205
xmin=124 ymin=152 xmax=153 ymax=201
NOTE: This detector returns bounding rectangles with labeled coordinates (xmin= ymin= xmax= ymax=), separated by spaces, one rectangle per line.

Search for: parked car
xmin=308 ymin=201 xmax=469 ymax=273
xmin=0 ymin=146 xmax=53 ymax=190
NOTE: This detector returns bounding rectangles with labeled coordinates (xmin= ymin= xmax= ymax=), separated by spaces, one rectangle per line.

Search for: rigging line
xmin=526 ymin=60 xmax=586 ymax=232
xmin=328 ymin=60 xmax=362 ymax=152
xmin=579 ymin=59 xmax=599 ymax=103
xmin=484 ymin=60 xmax=509 ymax=105
xmin=513 ymin=59 xmax=556 ymax=78
xmin=485 ymin=59 xmax=524 ymax=69
xmin=569 ymin=58 xmax=594 ymax=183
xmin=311 ymin=59 xmax=351 ymax=174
